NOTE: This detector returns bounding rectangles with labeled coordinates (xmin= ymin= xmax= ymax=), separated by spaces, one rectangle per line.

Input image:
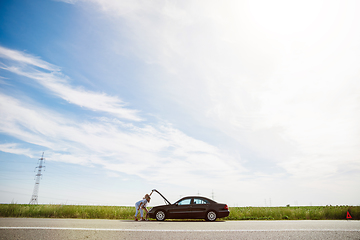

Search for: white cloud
xmin=0 ymin=143 xmax=34 ymax=158
xmin=0 ymin=46 xmax=59 ymax=72
xmin=0 ymin=47 xmax=142 ymax=121
xmin=0 ymin=92 xmax=245 ymax=188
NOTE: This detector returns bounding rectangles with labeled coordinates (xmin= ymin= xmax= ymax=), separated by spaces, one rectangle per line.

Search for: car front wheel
xmin=206 ymin=210 xmax=217 ymax=221
xmin=155 ymin=210 xmax=166 ymax=221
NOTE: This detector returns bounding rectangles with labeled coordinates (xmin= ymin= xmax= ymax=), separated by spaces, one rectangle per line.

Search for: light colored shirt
xmin=136 ymin=199 xmax=148 ymax=208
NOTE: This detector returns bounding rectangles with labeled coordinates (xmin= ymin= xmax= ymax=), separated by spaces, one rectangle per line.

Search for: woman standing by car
xmin=134 ymin=194 xmax=151 ymax=221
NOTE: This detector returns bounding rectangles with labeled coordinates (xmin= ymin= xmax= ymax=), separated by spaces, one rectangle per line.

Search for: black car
xmin=148 ymin=190 xmax=229 ymax=221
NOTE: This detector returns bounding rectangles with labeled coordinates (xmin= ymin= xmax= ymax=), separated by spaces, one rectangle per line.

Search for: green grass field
xmin=226 ymin=206 xmax=359 ymax=220
xmin=0 ymin=204 xmax=358 ymax=220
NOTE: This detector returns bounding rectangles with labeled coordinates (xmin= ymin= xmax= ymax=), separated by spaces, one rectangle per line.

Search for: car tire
xmin=155 ymin=210 xmax=166 ymax=221
xmin=206 ymin=210 xmax=217 ymax=221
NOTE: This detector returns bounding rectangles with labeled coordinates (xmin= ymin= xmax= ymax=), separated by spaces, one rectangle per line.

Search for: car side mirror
xmin=175 ymin=203 xmax=178 ymax=206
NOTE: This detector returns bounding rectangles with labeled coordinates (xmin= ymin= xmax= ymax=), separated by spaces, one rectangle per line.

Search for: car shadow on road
xmin=122 ymin=219 xmax=226 ymax=222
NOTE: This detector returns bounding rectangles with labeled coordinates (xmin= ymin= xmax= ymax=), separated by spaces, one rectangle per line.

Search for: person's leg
xmin=134 ymin=203 xmax=139 ymax=220
xmin=140 ymin=208 xmax=144 ymax=220
xmin=144 ymin=208 xmax=148 ymax=220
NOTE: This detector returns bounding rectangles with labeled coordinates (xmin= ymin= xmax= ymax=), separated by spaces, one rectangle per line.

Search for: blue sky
xmin=1 ymin=0 xmax=359 ymax=206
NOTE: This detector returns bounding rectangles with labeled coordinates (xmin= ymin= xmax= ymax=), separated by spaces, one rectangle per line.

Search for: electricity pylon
xmin=29 ymin=152 xmax=45 ymax=204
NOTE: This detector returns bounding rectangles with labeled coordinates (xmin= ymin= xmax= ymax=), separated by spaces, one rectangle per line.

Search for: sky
xmin=0 ymin=0 xmax=359 ymax=207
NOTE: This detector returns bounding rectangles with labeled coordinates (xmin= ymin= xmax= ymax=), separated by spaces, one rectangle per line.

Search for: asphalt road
xmin=1 ymin=218 xmax=359 ymax=240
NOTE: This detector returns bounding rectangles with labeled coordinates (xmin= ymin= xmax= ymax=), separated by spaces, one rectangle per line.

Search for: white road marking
xmin=0 ymin=227 xmax=359 ymax=232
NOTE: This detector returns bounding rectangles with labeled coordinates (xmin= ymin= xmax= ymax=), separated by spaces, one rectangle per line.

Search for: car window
xmin=193 ymin=198 xmax=209 ymax=204
xmin=178 ymin=198 xmax=191 ymax=205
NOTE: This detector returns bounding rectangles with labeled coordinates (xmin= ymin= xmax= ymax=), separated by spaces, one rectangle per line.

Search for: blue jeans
xmin=135 ymin=203 xmax=143 ymax=217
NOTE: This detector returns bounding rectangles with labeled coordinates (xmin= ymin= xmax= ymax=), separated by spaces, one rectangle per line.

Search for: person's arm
xmin=141 ymin=203 xmax=147 ymax=210
xmin=141 ymin=201 xmax=148 ymax=212
xmin=138 ymin=202 xmax=143 ymax=210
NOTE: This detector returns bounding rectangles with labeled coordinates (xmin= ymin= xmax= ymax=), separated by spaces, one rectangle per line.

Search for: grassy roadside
xmin=0 ymin=204 xmax=134 ymax=220
xmin=225 ymin=206 xmax=359 ymax=220
xmin=0 ymin=204 xmax=358 ymax=220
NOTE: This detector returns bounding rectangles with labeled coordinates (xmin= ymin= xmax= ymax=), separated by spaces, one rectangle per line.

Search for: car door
xmin=168 ymin=198 xmax=192 ymax=219
xmin=191 ymin=198 xmax=210 ymax=218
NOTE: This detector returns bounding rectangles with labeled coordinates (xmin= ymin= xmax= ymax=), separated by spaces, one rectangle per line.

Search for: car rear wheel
xmin=206 ymin=210 xmax=217 ymax=221
xmin=155 ymin=210 xmax=166 ymax=221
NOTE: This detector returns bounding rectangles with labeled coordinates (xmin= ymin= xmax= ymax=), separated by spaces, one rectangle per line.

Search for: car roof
xmin=176 ymin=196 xmax=216 ymax=203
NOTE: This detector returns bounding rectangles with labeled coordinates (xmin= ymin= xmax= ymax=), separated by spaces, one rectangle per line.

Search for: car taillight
xmin=224 ymin=205 xmax=229 ymax=210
